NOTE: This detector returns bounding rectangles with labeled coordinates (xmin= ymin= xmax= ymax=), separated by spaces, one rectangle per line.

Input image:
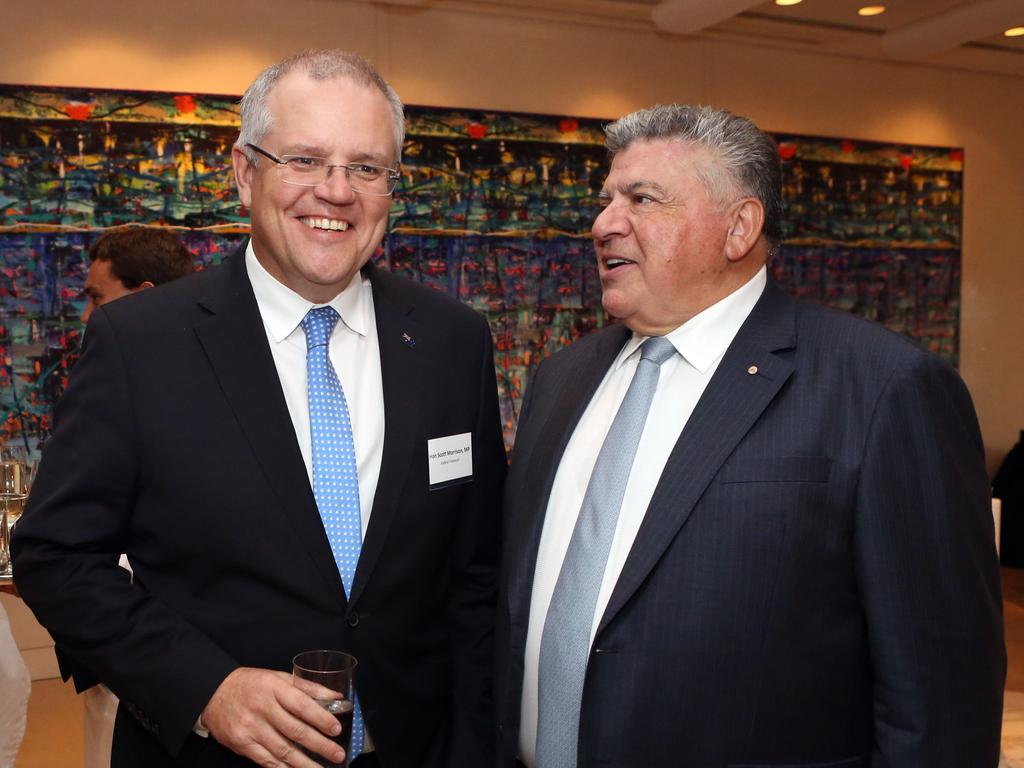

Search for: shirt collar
xmin=615 ymin=266 xmax=767 ymax=374
xmin=245 ymin=240 xmax=370 ymax=343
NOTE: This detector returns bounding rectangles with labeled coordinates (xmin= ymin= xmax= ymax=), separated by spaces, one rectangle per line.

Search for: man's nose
xmin=592 ymin=201 xmax=627 ymax=242
xmin=315 ymin=166 xmax=357 ymax=204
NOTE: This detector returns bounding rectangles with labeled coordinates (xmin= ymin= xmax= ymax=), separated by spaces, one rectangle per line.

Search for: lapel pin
xmin=747 ymin=365 xmax=759 ymax=375
xmin=402 ymin=332 xmax=417 ymax=348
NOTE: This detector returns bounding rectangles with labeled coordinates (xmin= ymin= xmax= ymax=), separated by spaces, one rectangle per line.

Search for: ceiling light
xmin=1005 ymin=27 xmax=1024 ymax=37
xmin=775 ymin=0 xmax=803 ymax=6
xmin=858 ymin=5 xmax=887 ymax=16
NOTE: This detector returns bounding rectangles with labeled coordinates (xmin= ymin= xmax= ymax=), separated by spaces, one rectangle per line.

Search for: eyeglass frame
xmin=245 ymin=143 xmax=401 ymax=196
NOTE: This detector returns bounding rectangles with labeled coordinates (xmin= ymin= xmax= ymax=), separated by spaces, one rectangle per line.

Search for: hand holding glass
xmin=293 ymin=650 xmax=357 ymax=767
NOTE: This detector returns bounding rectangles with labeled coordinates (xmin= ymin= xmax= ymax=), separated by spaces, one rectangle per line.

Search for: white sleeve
xmin=0 ymin=602 xmax=31 ymax=766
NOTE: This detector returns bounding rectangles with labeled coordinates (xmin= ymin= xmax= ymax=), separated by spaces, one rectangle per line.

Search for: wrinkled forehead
xmin=601 ymin=139 xmax=719 ymax=191
xmin=264 ymin=71 xmax=377 ymax=118
xmin=611 ymin=138 xmax=743 ymax=209
xmin=265 ymin=72 xmax=397 ymax=159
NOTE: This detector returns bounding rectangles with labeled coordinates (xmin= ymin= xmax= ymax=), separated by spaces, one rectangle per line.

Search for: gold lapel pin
xmin=747 ymin=365 xmax=758 ymax=375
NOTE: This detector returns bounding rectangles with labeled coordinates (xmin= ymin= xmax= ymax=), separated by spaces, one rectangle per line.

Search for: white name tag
xmin=427 ymin=432 xmax=473 ymax=488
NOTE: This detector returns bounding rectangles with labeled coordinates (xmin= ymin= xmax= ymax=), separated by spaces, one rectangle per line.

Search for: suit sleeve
xmin=12 ymin=308 xmax=238 ymax=757
xmin=443 ymin=314 xmax=507 ymax=767
xmin=853 ymin=351 xmax=1005 ymax=767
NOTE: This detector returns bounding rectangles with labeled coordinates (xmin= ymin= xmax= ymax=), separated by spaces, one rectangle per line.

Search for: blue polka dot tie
xmin=302 ymin=306 xmax=365 ymax=760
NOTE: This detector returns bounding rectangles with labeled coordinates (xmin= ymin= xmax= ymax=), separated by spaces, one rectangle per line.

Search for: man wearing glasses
xmin=14 ymin=49 xmax=506 ymax=768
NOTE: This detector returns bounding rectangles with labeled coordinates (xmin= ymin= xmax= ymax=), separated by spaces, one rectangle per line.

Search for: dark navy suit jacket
xmin=14 ymin=248 xmax=507 ymax=768
xmin=496 ymin=281 xmax=1004 ymax=768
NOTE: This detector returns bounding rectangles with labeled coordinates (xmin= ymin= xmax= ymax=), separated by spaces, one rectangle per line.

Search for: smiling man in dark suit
xmin=14 ymin=49 xmax=505 ymax=768
xmin=496 ymin=104 xmax=1004 ymax=768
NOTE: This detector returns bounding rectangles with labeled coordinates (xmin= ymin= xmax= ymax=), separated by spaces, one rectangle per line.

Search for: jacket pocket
xmin=719 ymin=456 xmax=832 ymax=484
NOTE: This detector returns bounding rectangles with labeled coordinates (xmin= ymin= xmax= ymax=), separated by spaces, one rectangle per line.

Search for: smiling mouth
xmin=300 ymin=216 xmax=350 ymax=232
xmin=602 ymin=257 xmax=635 ymax=271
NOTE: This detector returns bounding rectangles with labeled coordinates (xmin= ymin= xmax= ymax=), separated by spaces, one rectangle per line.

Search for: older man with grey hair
xmin=495 ymin=103 xmax=1004 ymax=768
xmin=14 ymin=49 xmax=506 ymax=768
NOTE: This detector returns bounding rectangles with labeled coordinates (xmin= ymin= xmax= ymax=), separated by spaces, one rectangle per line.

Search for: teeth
xmin=302 ymin=217 xmax=349 ymax=231
xmin=606 ymin=258 xmax=631 ymax=267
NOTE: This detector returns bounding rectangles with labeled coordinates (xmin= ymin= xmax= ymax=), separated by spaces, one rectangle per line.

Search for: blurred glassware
xmin=0 ymin=509 xmax=9 ymax=575
xmin=0 ymin=460 xmax=23 ymax=496
xmin=0 ymin=457 xmax=27 ymax=574
xmin=1 ymin=441 xmax=38 ymax=497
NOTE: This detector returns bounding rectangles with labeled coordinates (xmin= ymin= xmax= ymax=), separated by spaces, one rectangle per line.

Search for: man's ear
xmin=724 ymin=197 xmax=765 ymax=263
xmin=131 ymin=280 xmax=156 ymax=293
xmin=232 ymin=145 xmax=254 ymax=208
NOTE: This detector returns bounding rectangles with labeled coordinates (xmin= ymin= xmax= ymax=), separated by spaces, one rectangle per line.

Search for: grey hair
xmin=605 ymin=104 xmax=784 ymax=249
xmin=236 ymin=49 xmax=406 ymax=164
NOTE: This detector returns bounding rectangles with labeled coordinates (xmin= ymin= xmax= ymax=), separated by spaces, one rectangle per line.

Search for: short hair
xmin=604 ymin=104 xmax=784 ymax=249
xmin=87 ymin=228 xmax=194 ymax=288
xmin=236 ymin=49 xmax=406 ymax=164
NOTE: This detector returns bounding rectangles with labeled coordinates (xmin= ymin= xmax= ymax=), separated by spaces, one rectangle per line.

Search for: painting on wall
xmin=0 ymin=85 xmax=963 ymax=452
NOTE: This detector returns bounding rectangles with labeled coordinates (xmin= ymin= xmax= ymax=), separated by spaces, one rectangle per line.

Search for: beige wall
xmin=2 ymin=0 xmax=1022 ymax=473
xmin=2 ymin=593 xmax=58 ymax=680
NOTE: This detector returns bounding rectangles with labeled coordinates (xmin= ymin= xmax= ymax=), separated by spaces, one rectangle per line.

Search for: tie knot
xmin=301 ymin=306 xmax=340 ymax=349
xmin=640 ymin=336 xmax=676 ymax=366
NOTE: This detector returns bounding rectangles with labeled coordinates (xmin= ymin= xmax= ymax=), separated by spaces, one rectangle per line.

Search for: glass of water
xmin=292 ymin=650 xmax=357 ymax=766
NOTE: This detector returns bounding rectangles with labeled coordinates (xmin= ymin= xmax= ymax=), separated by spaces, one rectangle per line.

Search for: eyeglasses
xmin=246 ymin=143 xmax=400 ymax=196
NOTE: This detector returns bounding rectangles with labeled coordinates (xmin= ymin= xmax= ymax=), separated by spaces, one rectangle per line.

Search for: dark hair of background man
xmin=87 ymin=228 xmax=194 ymax=288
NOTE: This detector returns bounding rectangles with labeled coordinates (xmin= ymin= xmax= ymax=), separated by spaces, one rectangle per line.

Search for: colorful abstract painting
xmin=0 ymin=86 xmax=963 ymax=452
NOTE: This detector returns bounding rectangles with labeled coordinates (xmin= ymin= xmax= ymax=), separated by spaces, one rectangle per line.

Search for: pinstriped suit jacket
xmin=496 ymin=280 xmax=1004 ymax=768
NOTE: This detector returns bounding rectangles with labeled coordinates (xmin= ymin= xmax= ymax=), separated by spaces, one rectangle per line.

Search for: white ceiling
xmin=374 ymin=0 xmax=1024 ymax=77
xmin=626 ymin=0 xmax=1023 ymax=72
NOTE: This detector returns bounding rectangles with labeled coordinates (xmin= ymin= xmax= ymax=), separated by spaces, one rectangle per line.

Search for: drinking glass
xmin=0 ymin=461 xmax=27 ymax=531
xmin=0 ymin=460 xmax=26 ymax=575
xmin=0 ymin=507 xmax=9 ymax=575
xmin=292 ymin=650 xmax=357 ymax=767
xmin=0 ymin=460 xmax=22 ymax=494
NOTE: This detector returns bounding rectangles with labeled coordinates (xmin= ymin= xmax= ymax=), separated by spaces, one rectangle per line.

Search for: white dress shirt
xmin=246 ymin=244 xmax=384 ymax=751
xmin=245 ymin=243 xmax=384 ymax=539
xmin=518 ymin=267 xmax=766 ymax=766
xmin=195 ymin=247 xmax=385 ymax=745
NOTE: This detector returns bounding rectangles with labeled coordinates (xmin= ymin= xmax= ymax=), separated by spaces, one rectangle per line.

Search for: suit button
xmin=347 ymin=612 xmax=359 ymax=627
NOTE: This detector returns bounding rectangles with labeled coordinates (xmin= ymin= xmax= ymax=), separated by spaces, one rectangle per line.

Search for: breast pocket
xmin=719 ymin=456 xmax=832 ymax=484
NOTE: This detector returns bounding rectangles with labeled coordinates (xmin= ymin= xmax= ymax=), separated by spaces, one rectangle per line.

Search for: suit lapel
xmin=507 ymin=325 xmax=631 ymax=624
xmin=193 ymin=247 xmax=346 ymax=602
xmin=596 ymin=282 xmax=797 ymax=636
xmin=347 ymin=265 xmax=423 ymax=607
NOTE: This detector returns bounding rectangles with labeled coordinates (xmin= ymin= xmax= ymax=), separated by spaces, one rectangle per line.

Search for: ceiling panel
xmin=745 ymin=0 xmax=984 ymax=31
xmin=435 ymin=0 xmax=1024 ymax=77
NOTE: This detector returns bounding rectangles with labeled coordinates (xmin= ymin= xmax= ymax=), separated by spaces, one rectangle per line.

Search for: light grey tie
xmin=536 ymin=335 xmax=676 ymax=768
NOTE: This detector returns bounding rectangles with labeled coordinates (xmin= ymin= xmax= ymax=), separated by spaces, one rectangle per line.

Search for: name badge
xmin=427 ymin=432 xmax=473 ymax=489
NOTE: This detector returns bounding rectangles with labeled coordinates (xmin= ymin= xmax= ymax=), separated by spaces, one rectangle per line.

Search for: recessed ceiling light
xmin=1005 ymin=27 xmax=1024 ymax=37
xmin=775 ymin=0 xmax=803 ymax=6
xmin=858 ymin=5 xmax=887 ymax=16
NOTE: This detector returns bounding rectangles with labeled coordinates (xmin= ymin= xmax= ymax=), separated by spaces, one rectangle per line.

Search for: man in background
xmin=81 ymin=227 xmax=194 ymax=324
xmin=68 ymin=227 xmax=195 ymax=768
xmin=497 ymin=104 xmax=1004 ymax=767
xmin=15 ymin=49 xmax=505 ymax=768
